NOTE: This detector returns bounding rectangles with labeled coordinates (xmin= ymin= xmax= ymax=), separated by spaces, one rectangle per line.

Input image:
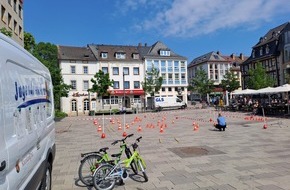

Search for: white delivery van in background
xmin=154 ymin=96 xmax=187 ymax=111
xmin=0 ymin=33 xmax=55 ymax=190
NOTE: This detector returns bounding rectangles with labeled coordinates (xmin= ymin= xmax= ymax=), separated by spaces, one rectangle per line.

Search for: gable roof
xmin=143 ymin=41 xmax=187 ymax=59
xmin=188 ymin=51 xmax=226 ymax=67
xmin=57 ymin=45 xmax=96 ymax=61
xmin=253 ymin=22 xmax=289 ymax=48
xmin=88 ymin=44 xmax=141 ymax=62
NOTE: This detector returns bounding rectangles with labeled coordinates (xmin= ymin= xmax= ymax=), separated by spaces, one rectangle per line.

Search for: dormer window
xmin=266 ymin=45 xmax=270 ymax=54
xmin=132 ymin=53 xmax=139 ymax=59
xmin=101 ymin=52 xmax=108 ymax=59
xmin=252 ymin=50 xmax=255 ymax=58
xmin=115 ymin=52 xmax=126 ymax=59
xmin=160 ymin=50 xmax=170 ymax=56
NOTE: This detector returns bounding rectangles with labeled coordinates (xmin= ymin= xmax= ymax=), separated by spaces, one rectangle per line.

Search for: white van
xmin=155 ymin=96 xmax=187 ymax=111
xmin=0 ymin=33 xmax=55 ymax=190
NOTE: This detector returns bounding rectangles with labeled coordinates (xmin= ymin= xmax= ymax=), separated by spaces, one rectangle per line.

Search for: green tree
xmin=32 ymin=42 xmax=70 ymax=110
xmin=24 ymin=32 xmax=36 ymax=53
xmin=0 ymin=27 xmax=12 ymax=37
xmin=247 ymin=62 xmax=275 ymax=89
xmin=89 ymin=70 xmax=114 ymax=108
xmin=188 ymin=68 xmax=214 ymax=100
xmin=141 ymin=67 xmax=163 ymax=109
xmin=220 ymin=70 xmax=240 ymax=93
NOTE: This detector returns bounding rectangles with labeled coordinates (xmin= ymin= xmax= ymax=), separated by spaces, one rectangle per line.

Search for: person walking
xmin=214 ymin=113 xmax=227 ymax=131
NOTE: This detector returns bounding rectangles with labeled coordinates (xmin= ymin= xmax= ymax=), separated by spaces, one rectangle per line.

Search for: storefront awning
xmin=108 ymin=89 xmax=145 ymax=95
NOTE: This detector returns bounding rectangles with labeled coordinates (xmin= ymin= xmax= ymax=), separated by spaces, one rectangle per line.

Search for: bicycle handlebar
xmin=132 ymin=136 xmax=142 ymax=150
xmin=111 ymin=133 xmax=134 ymax=145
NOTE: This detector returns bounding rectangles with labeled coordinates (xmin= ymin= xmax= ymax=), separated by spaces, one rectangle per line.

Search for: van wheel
xmin=39 ymin=162 xmax=52 ymax=190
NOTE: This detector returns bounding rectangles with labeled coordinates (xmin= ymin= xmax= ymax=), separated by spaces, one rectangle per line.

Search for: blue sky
xmin=24 ymin=0 xmax=290 ymax=62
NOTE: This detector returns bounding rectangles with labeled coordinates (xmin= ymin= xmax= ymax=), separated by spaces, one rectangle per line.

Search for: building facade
xmin=188 ymin=51 xmax=246 ymax=102
xmin=58 ymin=41 xmax=187 ymax=116
xmin=241 ymin=21 xmax=290 ymax=88
xmin=139 ymin=41 xmax=188 ymax=108
xmin=58 ymin=46 xmax=98 ymax=116
xmin=0 ymin=0 xmax=24 ymax=46
xmin=88 ymin=44 xmax=145 ymax=113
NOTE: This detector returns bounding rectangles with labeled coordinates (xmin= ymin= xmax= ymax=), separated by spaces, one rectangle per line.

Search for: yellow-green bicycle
xmin=93 ymin=136 xmax=148 ymax=190
xmin=78 ymin=134 xmax=137 ymax=186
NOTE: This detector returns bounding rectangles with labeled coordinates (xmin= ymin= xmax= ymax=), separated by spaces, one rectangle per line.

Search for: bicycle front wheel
xmin=78 ymin=154 xmax=102 ymax=186
xmin=93 ymin=164 xmax=116 ymax=190
xmin=138 ymin=159 xmax=148 ymax=182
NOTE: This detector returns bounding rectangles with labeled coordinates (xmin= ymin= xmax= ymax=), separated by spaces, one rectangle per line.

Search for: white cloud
xmin=138 ymin=0 xmax=290 ymax=37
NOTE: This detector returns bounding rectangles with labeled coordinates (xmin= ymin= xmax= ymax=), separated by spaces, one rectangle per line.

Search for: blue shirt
xmin=217 ymin=116 xmax=226 ymax=126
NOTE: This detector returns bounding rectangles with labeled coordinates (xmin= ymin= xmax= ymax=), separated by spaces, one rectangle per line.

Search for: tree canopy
xmin=24 ymin=32 xmax=36 ymax=53
xmin=247 ymin=62 xmax=275 ymax=89
xmin=188 ymin=68 xmax=214 ymax=100
xmin=23 ymin=32 xmax=70 ymax=110
xmin=220 ymin=70 xmax=240 ymax=93
xmin=89 ymin=70 xmax=114 ymax=97
xmin=32 ymin=42 xmax=71 ymax=110
xmin=0 ymin=27 xmax=12 ymax=37
xmin=141 ymin=67 xmax=163 ymax=97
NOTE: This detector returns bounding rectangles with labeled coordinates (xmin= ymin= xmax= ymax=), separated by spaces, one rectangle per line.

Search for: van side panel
xmin=0 ymin=34 xmax=55 ymax=190
xmin=0 ymin=56 xmax=9 ymax=190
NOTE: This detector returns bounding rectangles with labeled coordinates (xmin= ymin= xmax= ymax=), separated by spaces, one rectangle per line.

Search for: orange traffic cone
xmin=263 ymin=124 xmax=267 ymax=129
xmin=118 ymin=124 xmax=122 ymax=130
xmin=193 ymin=124 xmax=198 ymax=131
xmin=123 ymin=131 xmax=127 ymax=137
xmin=126 ymin=124 xmax=130 ymax=129
xmin=101 ymin=133 xmax=106 ymax=138
xmin=172 ymin=120 xmax=175 ymax=124
xmin=160 ymin=126 xmax=164 ymax=133
xmin=97 ymin=125 xmax=102 ymax=132
xmin=137 ymin=125 xmax=142 ymax=132
xmin=209 ymin=118 xmax=213 ymax=122
xmin=93 ymin=119 xmax=98 ymax=125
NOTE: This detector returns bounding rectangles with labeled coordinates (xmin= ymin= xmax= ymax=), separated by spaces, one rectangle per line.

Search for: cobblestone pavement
xmin=52 ymin=107 xmax=290 ymax=190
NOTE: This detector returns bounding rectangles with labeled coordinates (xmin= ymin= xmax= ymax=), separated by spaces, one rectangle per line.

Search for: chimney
xmin=217 ymin=51 xmax=221 ymax=55
xmin=239 ymin=53 xmax=244 ymax=60
xmin=230 ymin=53 xmax=235 ymax=60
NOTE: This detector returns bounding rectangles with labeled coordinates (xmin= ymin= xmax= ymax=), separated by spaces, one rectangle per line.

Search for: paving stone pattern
xmin=52 ymin=107 xmax=290 ymax=190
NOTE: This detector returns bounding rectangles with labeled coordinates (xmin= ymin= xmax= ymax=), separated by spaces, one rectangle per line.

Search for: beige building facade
xmin=0 ymin=0 xmax=24 ymax=46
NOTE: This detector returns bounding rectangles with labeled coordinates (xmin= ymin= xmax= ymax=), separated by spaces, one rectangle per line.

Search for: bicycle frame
xmin=123 ymin=151 xmax=146 ymax=171
xmin=96 ymin=138 xmax=146 ymax=180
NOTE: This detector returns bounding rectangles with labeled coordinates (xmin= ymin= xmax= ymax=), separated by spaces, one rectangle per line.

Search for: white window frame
xmin=71 ymin=100 xmax=77 ymax=111
xmin=71 ymin=65 xmax=76 ymax=74
xmin=116 ymin=52 xmax=126 ymax=59
xmin=71 ymin=80 xmax=77 ymax=90
xmin=160 ymin=50 xmax=170 ymax=56
xmin=83 ymin=66 xmax=88 ymax=74
xmin=101 ymin=52 xmax=108 ymax=58
xmin=83 ymin=80 xmax=89 ymax=91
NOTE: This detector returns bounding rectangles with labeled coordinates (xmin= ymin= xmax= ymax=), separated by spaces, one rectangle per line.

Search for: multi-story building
xmin=0 ymin=0 xmax=24 ymax=46
xmin=88 ymin=44 xmax=145 ymax=112
xmin=241 ymin=21 xmax=290 ymax=88
xmin=58 ymin=45 xmax=98 ymax=116
xmin=58 ymin=41 xmax=187 ymax=116
xmin=138 ymin=41 xmax=188 ymax=108
xmin=188 ymin=51 xmax=246 ymax=102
